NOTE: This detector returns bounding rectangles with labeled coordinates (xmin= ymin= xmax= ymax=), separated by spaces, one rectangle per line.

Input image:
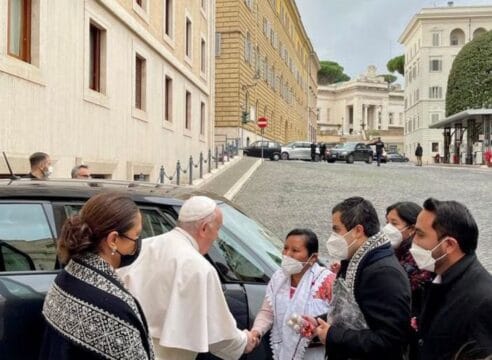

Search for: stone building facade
xmin=399 ymin=4 xmax=492 ymax=163
xmin=1 ymin=0 xmax=215 ymax=180
xmin=215 ymin=0 xmax=319 ymax=147
xmin=317 ymin=66 xmax=405 ymax=151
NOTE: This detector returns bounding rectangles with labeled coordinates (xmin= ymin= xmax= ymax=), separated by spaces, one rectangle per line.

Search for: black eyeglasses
xmin=119 ymin=233 xmax=140 ymax=242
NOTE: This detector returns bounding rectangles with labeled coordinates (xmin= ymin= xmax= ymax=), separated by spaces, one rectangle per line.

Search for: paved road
xmin=234 ymin=160 xmax=492 ymax=271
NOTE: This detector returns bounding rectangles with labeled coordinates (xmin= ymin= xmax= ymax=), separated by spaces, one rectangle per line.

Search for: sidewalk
xmin=198 ymin=157 xmax=262 ymax=199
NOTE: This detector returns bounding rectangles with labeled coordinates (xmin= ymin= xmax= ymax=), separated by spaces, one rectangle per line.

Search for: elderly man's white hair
xmin=178 ymin=196 xmax=217 ymax=232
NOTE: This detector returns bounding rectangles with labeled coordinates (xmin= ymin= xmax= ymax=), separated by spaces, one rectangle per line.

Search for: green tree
xmin=318 ymin=60 xmax=350 ymax=85
xmin=380 ymin=74 xmax=397 ymax=84
xmin=386 ymin=55 xmax=405 ymax=76
xmin=446 ymin=30 xmax=492 ymax=116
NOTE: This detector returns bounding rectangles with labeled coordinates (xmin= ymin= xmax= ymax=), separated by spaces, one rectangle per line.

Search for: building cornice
xmin=399 ymin=5 xmax=492 ymax=44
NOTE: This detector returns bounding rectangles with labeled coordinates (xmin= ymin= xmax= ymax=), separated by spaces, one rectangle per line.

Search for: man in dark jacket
xmin=316 ymin=197 xmax=411 ymax=360
xmin=411 ymin=198 xmax=492 ymax=360
xmin=311 ymin=142 xmax=317 ymax=162
xmin=415 ymin=143 xmax=423 ymax=166
xmin=369 ymin=137 xmax=385 ymax=166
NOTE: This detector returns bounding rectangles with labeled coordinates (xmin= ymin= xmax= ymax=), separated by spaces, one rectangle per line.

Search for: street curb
xmin=193 ymin=156 xmax=242 ymax=188
xmin=223 ymin=159 xmax=262 ymax=200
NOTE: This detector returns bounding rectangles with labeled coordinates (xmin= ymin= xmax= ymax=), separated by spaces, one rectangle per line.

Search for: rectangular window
xmin=201 ymin=38 xmax=206 ymax=73
xmin=432 ymin=33 xmax=440 ymax=47
xmin=185 ymin=18 xmax=192 ymax=58
xmin=431 ymin=113 xmax=440 ymax=124
xmin=135 ymin=54 xmax=146 ymax=110
xmin=164 ymin=76 xmax=173 ymax=122
xmin=185 ymin=91 xmax=191 ymax=130
xmin=429 ymin=59 xmax=442 ymax=72
xmin=432 ymin=142 xmax=439 ymax=152
xmin=200 ymin=102 xmax=205 ymax=135
xmin=389 ymin=112 xmax=394 ymax=125
xmin=164 ymin=0 xmax=173 ymax=38
xmin=8 ymin=0 xmax=32 ymax=62
xmin=215 ymin=32 xmax=221 ymax=56
xmin=429 ymin=86 xmax=442 ymax=99
xmin=89 ymin=23 xmax=105 ymax=92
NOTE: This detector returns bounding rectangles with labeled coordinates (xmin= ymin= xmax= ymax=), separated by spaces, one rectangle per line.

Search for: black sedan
xmin=387 ymin=152 xmax=410 ymax=162
xmin=326 ymin=142 xmax=374 ymax=164
xmin=243 ymin=140 xmax=282 ymax=161
xmin=0 ymin=179 xmax=281 ymax=359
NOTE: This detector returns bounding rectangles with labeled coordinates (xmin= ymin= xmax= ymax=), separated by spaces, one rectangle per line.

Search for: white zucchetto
xmin=178 ymin=196 xmax=217 ymax=222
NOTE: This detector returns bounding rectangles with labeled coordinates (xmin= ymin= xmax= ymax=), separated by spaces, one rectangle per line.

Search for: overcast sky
xmin=296 ymin=0 xmax=492 ymax=79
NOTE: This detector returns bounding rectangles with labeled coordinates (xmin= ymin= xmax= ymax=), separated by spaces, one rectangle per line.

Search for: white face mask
xmin=43 ymin=166 xmax=53 ymax=178
xmin=409 ymin=240 xmax=447 ymax=272
xmin=383 ymin=223 xmax=404 ymax=248
xmin=281 ymin=255 xmax=312 ymax=275
xmin=325 ymin=229 xmax=356 ymax=260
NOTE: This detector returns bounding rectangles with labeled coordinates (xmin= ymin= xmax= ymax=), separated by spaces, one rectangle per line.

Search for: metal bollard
xmin=159 ymin=166 xmax=165 ymax=184
xmin=208 ymin=149 xmax=212 ymax=173
xmin=215 ymin=147 xmax=219 ymax=169
xmin=221 ymin=145 xmax=225 ymax=165
xmin=189 ymin=156 xmax=193 ymax=185
xmin=199 ymin=152 xmax=203 ymax=178
xmin=176 ymin=160 xmax=181 ymax=186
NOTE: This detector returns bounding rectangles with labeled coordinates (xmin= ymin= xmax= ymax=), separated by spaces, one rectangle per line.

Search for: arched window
xmin=450 ymin=28 xmax=465 ymax=46
xmin=473 ymin=28 xmax=487 ymax=39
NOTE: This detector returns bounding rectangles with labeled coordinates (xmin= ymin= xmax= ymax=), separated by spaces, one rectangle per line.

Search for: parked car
xmin=281 ymin=141 xmax=320 ymax=161
xmin=243 ymin=140 xmax=281 ymax=160
xmin=369 ymin=145 xmax=388 ymax=163
xmin=0 ymin=179 xmax=282 ymax=359
xmin=387 ymin=152 xmax=410 ymax=162
xmin=326 ymin=142 xmax=374 ymax=164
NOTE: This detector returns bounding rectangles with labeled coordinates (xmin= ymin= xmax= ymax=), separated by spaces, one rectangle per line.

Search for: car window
xmin=214 ymin=229 xmax=269 ymax=283
xmin=0 ymin=203 xmax=55 ymax=271
xmin=220 ymin=204 xmax=282 ymax=267
xmin=268 ymin=142 xmax=278 ymax=148
xmin=140 ymin=209 xmax=175 ymax=238
xmin=64 ymin=205 xmax=175 ymax=239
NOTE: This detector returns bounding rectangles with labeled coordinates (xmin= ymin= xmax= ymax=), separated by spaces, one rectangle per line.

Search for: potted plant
xmin=484 ymin=149 xmax=492 ymax=167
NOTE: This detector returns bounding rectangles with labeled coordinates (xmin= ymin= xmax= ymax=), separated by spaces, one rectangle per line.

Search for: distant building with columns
xmin=317 ymin=66 xmax=405 ymax=152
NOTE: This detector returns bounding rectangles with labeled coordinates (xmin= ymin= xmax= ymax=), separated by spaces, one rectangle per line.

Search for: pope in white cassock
xmin=118 ymin=196 xmax=257 ymax=360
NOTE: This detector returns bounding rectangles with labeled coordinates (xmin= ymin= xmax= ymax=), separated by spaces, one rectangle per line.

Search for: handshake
xmin=243 ymin=329 xmax=262 ymax=354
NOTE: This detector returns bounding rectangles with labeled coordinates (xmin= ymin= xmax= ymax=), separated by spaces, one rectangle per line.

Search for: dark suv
xmin=326 ymin=142 xmax=374 ymax=164
xmin=243 ymin=140 xmax=281 ymax=161
xmin=0 ymin=179 xmax=282 ymax=359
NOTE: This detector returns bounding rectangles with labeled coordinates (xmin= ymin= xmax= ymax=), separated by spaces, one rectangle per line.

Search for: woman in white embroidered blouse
xmin=251 ymin=228 xmax=336 ymax=360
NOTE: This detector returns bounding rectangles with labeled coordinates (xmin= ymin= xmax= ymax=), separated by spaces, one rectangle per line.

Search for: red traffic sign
xmin=257 ymin=116 xmax=268 ymax=128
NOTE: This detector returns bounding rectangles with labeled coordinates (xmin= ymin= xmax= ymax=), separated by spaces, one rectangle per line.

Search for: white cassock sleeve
xmin=209 ymin=329 xmax=247 ymax=360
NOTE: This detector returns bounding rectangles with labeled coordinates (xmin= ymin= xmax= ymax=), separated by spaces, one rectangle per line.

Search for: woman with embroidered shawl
xmin=40 ymin=192 xmax=154 ymax=360
xmin=251 ymin=228 xmax=336 ymax=360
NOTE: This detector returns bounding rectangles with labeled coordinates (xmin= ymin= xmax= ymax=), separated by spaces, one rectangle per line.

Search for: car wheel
xmin=366 ymin=155 xmax=373 ymax=164
xmin=272 ymin=153 xmax=280 ymax=161
xmin=346 ymin=154 xmax=354 ymax=164
xmin=281 ymin=152 xmax=289 ymax=160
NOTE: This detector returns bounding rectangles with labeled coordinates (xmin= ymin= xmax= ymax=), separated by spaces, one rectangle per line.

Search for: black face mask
xmin=117 ymin=236 xmax=142 ymax=268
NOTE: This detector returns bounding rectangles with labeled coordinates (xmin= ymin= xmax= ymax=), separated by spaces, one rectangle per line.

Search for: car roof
xmin=0 ymin=178 xmax=228 ymax=207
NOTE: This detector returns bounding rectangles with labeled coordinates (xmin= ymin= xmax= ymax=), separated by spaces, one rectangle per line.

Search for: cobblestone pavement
xmin=234 ymin=160 xmax=492 ymax=271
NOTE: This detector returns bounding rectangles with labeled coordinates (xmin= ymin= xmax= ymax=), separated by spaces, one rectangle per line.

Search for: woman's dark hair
xmin=286 ymin=228 xmax=318 ymax=256
xmin=58 ymin=192 xmax=139 ymax=264
xmin=386 ymin=201 xmax=422 ymax=227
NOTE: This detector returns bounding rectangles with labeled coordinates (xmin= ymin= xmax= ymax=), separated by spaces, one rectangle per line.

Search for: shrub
xmin=446 ymin=31 xmax=492 ymax=117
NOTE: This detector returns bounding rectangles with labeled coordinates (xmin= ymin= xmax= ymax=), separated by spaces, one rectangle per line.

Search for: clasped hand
xmin=243 ymin=329 xmax=261 ymax=353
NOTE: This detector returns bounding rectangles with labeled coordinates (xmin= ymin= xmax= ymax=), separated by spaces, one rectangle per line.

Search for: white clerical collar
xmin=175 ymin=227 xmax=199 ymax=251
xmin=432 ymin=275 xmax=442 ymax=284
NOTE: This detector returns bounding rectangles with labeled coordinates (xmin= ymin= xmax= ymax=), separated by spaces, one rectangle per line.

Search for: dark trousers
xmin=376 ymin=153 xmax=382 ymax=166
